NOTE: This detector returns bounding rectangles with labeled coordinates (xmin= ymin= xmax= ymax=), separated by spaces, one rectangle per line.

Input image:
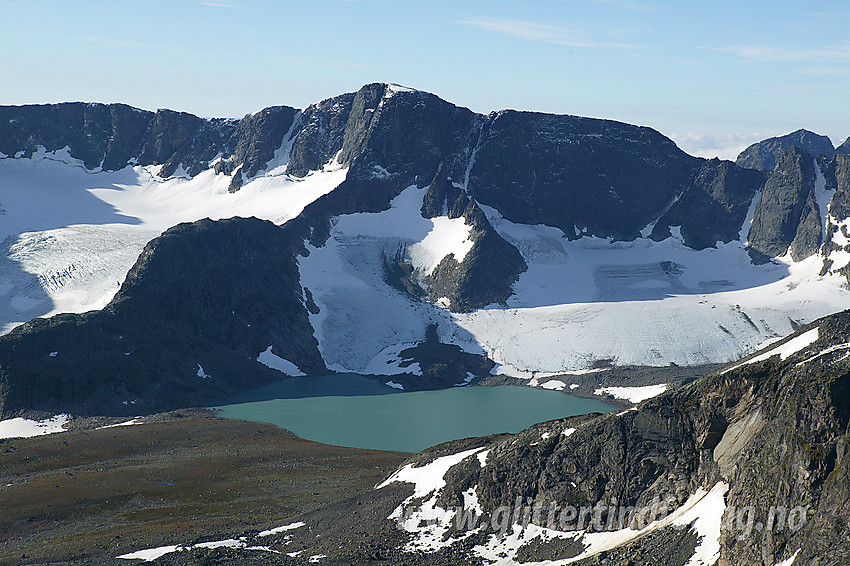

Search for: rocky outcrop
xmin=0 ymin=217 xmax=324 ymax=417
xmin=737 ymin=129 xmax=835 ymax=171
xmin=136 ymin=109 xmax=236 ymax=177
xmin=819 ymin=155 xmax=850 ymax=279
xmin=826 ymin=154 xmax=850 ymax=220
xmin=289 ymin=84 xmax=478 ymax=225
xmin=0 ymin=102 xmax=157 ymax=170
xmin=837 ymin=137 xmax=850 ymax=155
xmin=213 ymin=105 xmax=300 ymax=190
xmin=649 ymin=158 xmax=766 ymax=249
xmin=0 ymin=101 xmax=301 ymax=181
xmin=411 ymin=165 xmax=528 ymax=311
xmin=0 ymin=103 xmax=240 ymax=175
xmin=427 ymin=199 xmax=527 ymax=312
xmin=466 ymin=110 xmax=702 ymax=241
xmin=747 ymin=146 xmax=820 ymax=260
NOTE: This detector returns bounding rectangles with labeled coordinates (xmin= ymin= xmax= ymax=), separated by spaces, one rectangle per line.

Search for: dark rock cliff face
xmin=837 ymin=137 xmax=850 ymax=155
xmin=465 ymin=110 xmax=703 ymax=241
xmin=0 ymin=101 xmax=300 ymax=181
xmin=0 ymin=102 xmax=156 ymax=170
xmin=427 ymin=200 xmax=527 ymax=312
xmin=826 ymin=155 xmax=850 ymax=221
xmin=288 ymin=84 xmax=478 ymax=225
xmin=737 ymin=129 xmax=835 ymax=171
xmin=748 ymin=146 xmax=820 ymax=261
xmin=137 ymin=109 xmax=237 ymax=177
xmin=0 ymin=217 xmax=323 ymax=417
xmin=410 ymin=165 xmax=527 ymax=311
xmin=213 ymin=105 xmax=300 ymax=190
xmin=650 ymin=159 xmax=766 ymax=249
xmin=821 ymin=155 xmax=850 ymax=279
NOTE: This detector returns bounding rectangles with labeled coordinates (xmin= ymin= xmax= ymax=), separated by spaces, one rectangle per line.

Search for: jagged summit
xmin=736 ymin=128 xmax=835 ymax=171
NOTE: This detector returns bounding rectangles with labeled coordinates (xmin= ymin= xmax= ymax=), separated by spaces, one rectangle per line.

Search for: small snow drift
xmin=722 ymin=327 xmax=819 ymax=374
xmin=0 ymin=413 xmax=69 ymax=439
xmin=594 ymin=384 xmax=668 ymax=403
xmin=257 ymin=346 xmax=306 ymax=376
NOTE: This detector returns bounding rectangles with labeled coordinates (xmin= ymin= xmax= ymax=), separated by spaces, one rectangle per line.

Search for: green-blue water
xmin=212 ymin=375 xmax=614 ymax=453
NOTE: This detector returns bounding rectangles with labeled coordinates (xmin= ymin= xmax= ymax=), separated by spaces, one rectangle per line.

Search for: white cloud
xmin=798 ymin=67 xmax=850 ymax=76
xmin=667 ymin=131 xmax=780 ymax=161
xmin=704 ymin=40 xmax=850 ymax=62
xmin=457 ymin=17 xmax=640 ymax=50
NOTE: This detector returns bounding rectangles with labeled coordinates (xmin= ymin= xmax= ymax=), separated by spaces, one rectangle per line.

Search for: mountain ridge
xmin=3 ymin=83 xmax=850 ymax=416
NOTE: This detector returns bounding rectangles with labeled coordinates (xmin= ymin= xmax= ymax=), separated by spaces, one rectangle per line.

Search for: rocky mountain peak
xmin=736 ymin=128 xmax=835 ymax=171
xmin=747 ymin=145 xmax=820 ymax=261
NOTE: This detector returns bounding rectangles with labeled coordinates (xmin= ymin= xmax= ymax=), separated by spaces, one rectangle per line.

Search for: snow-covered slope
xmin=3 ymin=89 xmax=850 ymax=382
xmin=0 ymin=146 xmax=347 ymax=332
xmin=3 ymin=145 xmax=850 ymax=375
xmin=299 ymin=183 xmax=850 ymax=374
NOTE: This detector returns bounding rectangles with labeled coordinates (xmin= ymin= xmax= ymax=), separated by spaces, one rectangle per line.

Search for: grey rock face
xmin=137 ymin=109 xmax=237 ymax=177
xmin=650 ymin=159 xmax=765 ymax=249
xmin=837 ymin=137 xmax=850 ymax=155
xmin=420 ymin=162 xmax=468 ymax=219
xmin=0 ymin=217 xmax=324 ymax=417
xmin=820 ymin=155 xmax=850 ymax=278
xmin=3 ymin=86 xmax=808 ymax=258
xmin=0 ymin=102 xmax=154 ymax=169
xmin=0 ymin=102 xmax=240 ymax=176
xmin=826 ymin=154 xmax=850 ymax=221
xmin=466 ymin=110 xmax=702 ymax=241
xmin=736 ymin=129 xmax=835 ymax=171
xmin=426 ymin=200 xmax=527 ymax=312
xmin=747 ymin=146 xmax=820 ymax=260
xmin=230 ymin=106 xmax=299 ymax=178
xmin=412 ymin=165 xmax=528 ymax=311
xmin=286 ymin=92 xmax=355 ymax=177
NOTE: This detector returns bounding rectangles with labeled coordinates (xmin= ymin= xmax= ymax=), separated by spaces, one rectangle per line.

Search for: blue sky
xmin=2 ymin=0 xmax=849 ymax=159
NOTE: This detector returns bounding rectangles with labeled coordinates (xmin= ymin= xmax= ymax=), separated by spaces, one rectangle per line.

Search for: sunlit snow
xmin=0 ymin=414 xmax=69 ymax=439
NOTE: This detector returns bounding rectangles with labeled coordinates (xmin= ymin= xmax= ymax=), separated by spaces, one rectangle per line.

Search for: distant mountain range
xmin=1 ymin=83 xmax=850 ymax=416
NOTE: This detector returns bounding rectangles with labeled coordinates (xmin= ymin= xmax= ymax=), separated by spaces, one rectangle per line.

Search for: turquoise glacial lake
xmin=212 ymin=375 xmax=614 ymax=453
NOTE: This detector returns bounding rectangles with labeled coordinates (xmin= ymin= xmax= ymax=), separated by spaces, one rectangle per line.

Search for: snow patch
xmin=470 ymin=482 xmax=728 ymax=565
xmin=408 ymin=216 xmax=473 ymax=275
xmin=385 ymin=381 xmax=404 ymax=390
xmin=772 ymin=549 xmax=801 ymax=566
xmin=117 ymin=536 xmax=279 ymax=561
xmin=594 ymin=384 xmax=668 ymax=403
xmin=384 ymin=83 xmax=417 ymax=98
xmin=257 ymin=346 xmax=306 ymax=376
xmin=117 ymin=545 xmax=183 ymax=562
xmin=723 ymin=327 xmax=819 ymax=374
xmin=196 ymin=364 xmax=210 ymax=379
xmin=363 ymin=343 xmax=424 ymax=376
xmin=100 ymin=418 xmax=143 ymax=429
xmin=0 ymin=414 xmax=69 ymax=439
xmin=378 ymin=447 xmax=485 ymax=552
xmin=257 ymin=521 xmax=305 ymax=538
xmin=541 ymin=379 xmax=566 ymax=391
